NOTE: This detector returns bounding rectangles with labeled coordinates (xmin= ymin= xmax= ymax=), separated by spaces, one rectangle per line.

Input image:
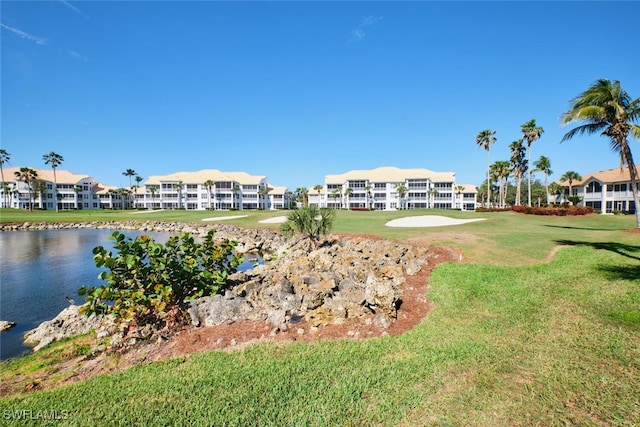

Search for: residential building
xmin=1 ymin=166 xmax=102 ymax=210
xmin=141 ymin=169 xmax=288 ymax=210
xmin=555 ymin=166 xmax=639 ymax=214
xmin=308 ymin=166 xmax=477 ymax=211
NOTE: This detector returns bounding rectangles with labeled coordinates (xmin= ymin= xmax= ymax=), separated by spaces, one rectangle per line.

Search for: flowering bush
xmin=511 ymin=205 xmax=593 ymax=216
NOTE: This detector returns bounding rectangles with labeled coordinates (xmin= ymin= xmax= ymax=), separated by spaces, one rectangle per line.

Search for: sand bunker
xmin=201 ymin=215 xmax=248 ymax=222
xmin=129 ymin=209 xmax=165 ymax=214
xmin=258 ymin=216 xmax=288 ymax=224
xmin=385 ymin=215 xmax=485 ymax=228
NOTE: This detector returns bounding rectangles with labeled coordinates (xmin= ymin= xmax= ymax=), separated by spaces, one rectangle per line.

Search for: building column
xmin=601 ymin=183 xmax=607 ymax=214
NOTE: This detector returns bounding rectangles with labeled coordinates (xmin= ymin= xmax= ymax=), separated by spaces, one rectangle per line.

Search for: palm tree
xmin=281 ymin=205 xmax=335 ymax=251
xmin=312 ymin=184 xmax=323 ymax=207
xmin=1 ymin=182 xmax=12 ymax=208
xmin=330 ymin=189 xmax=340 ymax=208
xmin=395 ymin=183 xmax=408 ymax=210
xmin=533 ymin=155 xmax=553 ymax=205
xmin=36 ymin=180 xmax=47 ymax=209
xmin=14 ymin=167 xmax=38 ymax=210
xmin=258 ymin=186 xmax=269 ymax=210
xmin=509 ymin=139 xmax=528 ymax=206
xmin=296 ymin=187 xmax=309 ymax=208
xmin=122 ymin=169 xmax=137 ymax=191
xmin=117 ymin=188 xmax=130 ymax=210
xmin=133 ymin=176 xmax=144 ymax=208
xmin=203 ymin=180 xmax=215 ymax=210
xmin=476 ymin=129 xmax=497 ymax=208
xmin=173 ymin=181 xmax=183 ymax=209
xmin=490 ymin=161 xmax=510 ymax=208
xmin=548 ymin=182 xmax=562 ymax=205
xmin=0 ymin=149 xmax=10 ymax=208
xmin=521 ymin=119 xmax=544 ymax=207
xmin=107 ymin=189 xmax=116 ymax=210
xmin=454 ymin=185 xmax=465 ymax=209
xmin=428 ymin=188 xmax=438 ymax=209
xmin=561 ymin=79 xmax=640 ymax=227
xmin=43 ymin=151 xmax=64 ymax=212
xmin=344 ymin=187 xmax=353 ymax=209
xmin=231 ymin=184 xmax=240 ymax=210
xmin=73 ymin=185 xmax=83 ymax=209
xmin=149 ymin=186 xmax=157 ymax=209
xmin=285 ymin=190 xmax=294 ymax=209
xmin=560 ymin=171 xmax=582 ymax=204
xmin=364 ymin=184 xmax=373 ymax=210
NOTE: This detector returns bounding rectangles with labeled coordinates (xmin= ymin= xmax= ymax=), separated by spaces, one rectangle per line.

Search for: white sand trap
xmin=386 ymin=215 xmax=485 ymax=228
xmin=129 ymin=209 xmax=165 ymax=214
xmin=258 ymin=216 xmax=288 ymax=224
xmin=201 ymin=215 xmax=248 ymax=222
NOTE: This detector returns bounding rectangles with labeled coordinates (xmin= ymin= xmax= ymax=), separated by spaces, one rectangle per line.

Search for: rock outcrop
xmin=188 ymin=235 xmax=429 ymax=330
xmin=18 ymin=222 xmax=431 ymax=352
xmin=0 ymin=321 xmax=17 ymax=333
xmin=24 ymin=306 xmax=103 ymax=352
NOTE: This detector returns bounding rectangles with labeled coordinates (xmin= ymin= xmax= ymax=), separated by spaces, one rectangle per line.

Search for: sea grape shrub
xmin=78 ymin=230 xmax=243 ymax=329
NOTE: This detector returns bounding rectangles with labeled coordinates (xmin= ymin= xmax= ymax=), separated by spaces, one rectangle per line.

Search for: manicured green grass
xmin=1 ymin=208 xmax=638 ymax=425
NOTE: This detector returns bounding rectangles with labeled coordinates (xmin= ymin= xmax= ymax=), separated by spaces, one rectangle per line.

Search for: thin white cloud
xmin=59 ymin=0 xmax=88 ymax=18
xmin=68 ymin=49 xmax=88 ymax=61
xmin=347 ymin=15 xmax=384 ymax=45
xmin=362 ymin=16 xmax=383 ymax=27
xmin=0 ymin=23 xmax=48 ymax=45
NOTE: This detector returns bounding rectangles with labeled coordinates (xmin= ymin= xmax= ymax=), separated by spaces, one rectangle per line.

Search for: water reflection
xmin=0 ymin=229 xmax=171 ymax=360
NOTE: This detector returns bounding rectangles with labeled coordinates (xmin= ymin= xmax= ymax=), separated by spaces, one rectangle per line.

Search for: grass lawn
xmin=1 ymin=208 xmax=638 ymax=425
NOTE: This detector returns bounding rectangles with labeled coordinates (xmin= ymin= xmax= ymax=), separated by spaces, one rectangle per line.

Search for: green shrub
xmin=78 ymin=230 xmax=243 ymax=329
xmin=281 ymin=205 xmax=335 ymax=250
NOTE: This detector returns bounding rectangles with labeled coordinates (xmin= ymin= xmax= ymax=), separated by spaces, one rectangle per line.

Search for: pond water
xmin=0 ymin=229 xmax=256 ymax=360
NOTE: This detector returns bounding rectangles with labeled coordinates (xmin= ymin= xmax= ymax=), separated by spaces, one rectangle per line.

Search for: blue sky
xmin=2 ymin=1 xmax=639 ymax=190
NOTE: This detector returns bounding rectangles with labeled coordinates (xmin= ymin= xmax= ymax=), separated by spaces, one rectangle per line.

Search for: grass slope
xmin=1 ymin=209 xmax=638 ymax=425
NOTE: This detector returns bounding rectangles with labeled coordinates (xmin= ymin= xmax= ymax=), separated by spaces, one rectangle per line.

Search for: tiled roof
xmin=4 ymin=166 xmax=91 ymax=184
xmin=145 ymin=169 xmax=267 ymax=185
xmin=325 ymin=166 xmax=456 ymax=184
xmin=267 ymin=185 xmax=288 ymax=195
xmin=556 ymin=165 xmax=640 ymax=186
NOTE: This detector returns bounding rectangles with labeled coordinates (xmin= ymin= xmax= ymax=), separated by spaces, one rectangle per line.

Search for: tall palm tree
xmin=107 ymin=189 xmax=116 ymax=210
xmin=14 ymin=167 xmax=38 ymax=210
xmin=149 ymin=186 xmax=157 ymax=209
xmin=0 ymin=149 xmax=10 ymax=207
xmin=258 ymin=186 xmax=269 ymax=210
xmin=521 ymin=119 xmax=544 ymax=207
xmin=490 ymin=161 xmax=510 ymax=208
xmin=533 ymin=155 xmax=553 ymax=205
xmin=548 ymin=182 xmax=562 ymax=205
xmin=454 ymin=185 xmax=465 ymax=209
xmin=133 ymin=176 xmax=144 ymax=208
xmin=43 ymin=151 xmax=64 ymax=212
xmin=330 ymin=189 xmax=340 ymax=208
xmin=123 ymin=169 xmax=137 ymax=191
xmin=343 ymin=187 xmax=353 ymax=209
xmin=204 ymin=180 xmax=215 ymax=210
xmin=231 ymin=184 xmax=240 ymax=210
xmin=561 ymin=79 xmax=640 ymax=227
xmin=428 ymin=188 xmax=438 ymax=209
xmin=36 ymin=180 xmax=47 ymax=209
xmin=509 ymin=139 xmax=528 ymax=206
xmin=560 ymin=171 xmax=582 ymax=204
xmin=73 ymin=185 xmax=83 ymax=209
xmin=364 ymin=184 xmax=373 ymax=210
xmin=395 ymin=183 xmax=408 ymax=210
xmin=312 ymin=184 xmax=323 ymax=207
xmin=174 ymin=181 xmax=183 ymax=209
xmin=476 ymin=129 xmax=497 ymax=208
